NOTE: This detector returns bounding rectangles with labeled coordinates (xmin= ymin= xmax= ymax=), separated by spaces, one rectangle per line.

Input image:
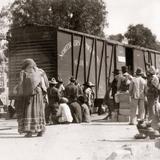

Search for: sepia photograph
xmin=0 ymin=0 xmax=160 ymax=159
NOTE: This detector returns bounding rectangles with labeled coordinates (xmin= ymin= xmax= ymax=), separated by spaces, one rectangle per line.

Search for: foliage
xmin=109 ymin=34 xmax=124 ymax=42
xmin=155 ymin=42 xmax=160 ymax=51
xmin=0 ymin=4 xmax=11 ymax=60
xmin=6 ymin=0 xmax=107 ymax=36
xmin=124 ymin=24 xmax=157 ymax=49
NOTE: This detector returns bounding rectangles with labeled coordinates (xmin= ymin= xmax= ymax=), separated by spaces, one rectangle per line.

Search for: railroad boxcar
xmin=8 ymin=25 xmax=160 ymax=104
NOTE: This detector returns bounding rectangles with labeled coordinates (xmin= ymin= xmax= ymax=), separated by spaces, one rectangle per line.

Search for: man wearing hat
xmin=109 ymin=69 xmax=121 ymax=119
xmin=83 ymin=81 xmax=95 ymax=114
xmin=65 ymin=76 xmax=78 ymax=104
xmin=129 ymin=67 xmax=147 ymax=125
xmin=46 ymin=77 xmax=60 ymax=124
xmin=147 ymin=65 xmax=160 ymax=130
xmin=57 ymin=76 xmax=65 ymax=97
xmin=111 ymin=69 xmax=120 ymax=98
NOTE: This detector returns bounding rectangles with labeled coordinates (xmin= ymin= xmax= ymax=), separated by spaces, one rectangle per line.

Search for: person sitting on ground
xmin=56 ymin=97 xmax=73 ymax=124
xmin=78 ymin=96 xmax=91 ymax=123
xmin=69 ymin=96 xmax=82 ymax=123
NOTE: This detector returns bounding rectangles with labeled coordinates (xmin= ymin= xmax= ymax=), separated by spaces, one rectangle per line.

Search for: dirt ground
xmin=0 ymin=114 xmax=160 ymax=160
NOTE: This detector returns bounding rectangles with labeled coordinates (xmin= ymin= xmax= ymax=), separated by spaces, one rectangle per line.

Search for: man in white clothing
xmin=129 ymin=67 xmax=147 ymax=125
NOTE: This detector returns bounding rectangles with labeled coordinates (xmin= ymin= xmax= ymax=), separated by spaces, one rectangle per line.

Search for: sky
xmin=0 ymin=0 xmax=160 ymax=41
xmin=104 ymin=0 xmax=160 ymax=41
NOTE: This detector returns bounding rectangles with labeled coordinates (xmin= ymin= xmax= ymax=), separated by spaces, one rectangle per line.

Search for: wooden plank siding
xmin=8 ymin=25 xmax=57 ymax=98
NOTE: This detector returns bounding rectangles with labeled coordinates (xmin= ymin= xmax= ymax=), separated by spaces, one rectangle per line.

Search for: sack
xmin=23 ymin=70 xmax=41 ymax=96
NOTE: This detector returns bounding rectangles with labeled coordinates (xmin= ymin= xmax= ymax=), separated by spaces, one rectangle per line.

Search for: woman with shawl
xmin=16 ymin=58 xmax=49 ymax=137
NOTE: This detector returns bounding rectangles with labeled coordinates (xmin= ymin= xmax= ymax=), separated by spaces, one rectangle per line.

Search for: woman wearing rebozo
xmin=16 ymin=58 xmax=49 ymax=137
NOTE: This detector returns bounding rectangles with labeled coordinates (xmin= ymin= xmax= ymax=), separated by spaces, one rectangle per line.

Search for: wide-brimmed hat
xmin=69 ymin=76 xmax=76 ymax=82
xmin=148 ymin=66 xmax=156 ymax=75
xmin=136 ymin=67 xmax=143 ymax=75
xmin=49 ymin=77 xmax=58 ymax=85
xmin=112 ymin=69 xmax=120 ymax=75
xmin=83 ymin=81 xmax=95 ymax=87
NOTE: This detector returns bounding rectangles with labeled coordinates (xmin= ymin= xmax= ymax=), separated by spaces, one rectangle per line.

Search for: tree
xmin=109 ymin=34 xmax=124 ymax=42
xmin=124 ymin=24 xmax=157 ymax=49
xmin=0 ymin=4 xmax=11 ymax=60
xmin=4 ymin=0 xmax=107 ymax=37
xmin=155 ymin=41 xmax=160 ymax=51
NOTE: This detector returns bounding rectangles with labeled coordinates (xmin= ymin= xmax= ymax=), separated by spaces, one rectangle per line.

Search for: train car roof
xmin=8 ymin=24 xmax=160 ymax=54
xmin=58 ymin=27 xmax=160 ymax=55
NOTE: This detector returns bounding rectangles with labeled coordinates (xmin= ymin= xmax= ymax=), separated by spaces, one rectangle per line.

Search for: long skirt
xmin=17 ymin=87 xmax=46 ymax=134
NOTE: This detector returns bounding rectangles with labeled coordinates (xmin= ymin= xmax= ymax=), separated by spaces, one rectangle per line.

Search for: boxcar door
xmin=133 ymin=49 xmax=145 ymax=73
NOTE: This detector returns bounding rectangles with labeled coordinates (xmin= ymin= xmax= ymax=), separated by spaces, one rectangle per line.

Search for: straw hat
xmin=49 ymin=77 xmax=58 ymax=85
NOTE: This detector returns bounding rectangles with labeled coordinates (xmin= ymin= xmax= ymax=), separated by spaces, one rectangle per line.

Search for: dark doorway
xmin=125 ymin=47 xmax=133 ymax=75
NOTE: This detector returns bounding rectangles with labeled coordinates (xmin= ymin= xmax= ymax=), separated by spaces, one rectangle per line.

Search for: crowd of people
xmin=11 ymin=58 xmax=160 ymax=138
xmin=108 ymin=65 xmax=160 ymax=137
xmin=14 ymin=58 xmax=95 ymax=137
xmin=45 ymin=76 xmax=94 ymax=125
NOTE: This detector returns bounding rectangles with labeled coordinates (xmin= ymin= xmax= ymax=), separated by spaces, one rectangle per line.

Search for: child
xmin=57 ymin=97 xmax=73 ymax=124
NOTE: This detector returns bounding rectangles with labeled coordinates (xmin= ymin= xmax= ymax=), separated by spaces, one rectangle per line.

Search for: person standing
xmin=147 ymin=66 xmax=159 ymax=130
xmin=47 ymin=77 xmax=60 ymax=124
xmin=65 ymin=76 xmax=78 ymax=104
xmin=117 ymin=66 xmax=132 ymax=92
xmin=111 ymin=69 xmax=121 ymax=119
xmin=57 ymin=77 xmax=65 ymax=98
xmin=129 ymin=67 xmax=147 ymax=125
xmin=75 ymin=80 xmax=83 ymax=97
xmin=83 ymin=82 xmax=95 ymax=114
xmin=16 ymin=58 xmax=49 ymax=137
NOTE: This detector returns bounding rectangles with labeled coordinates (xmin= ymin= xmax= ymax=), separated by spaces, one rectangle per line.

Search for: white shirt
xmin=57 ymin=103 xmax=73 ymax=123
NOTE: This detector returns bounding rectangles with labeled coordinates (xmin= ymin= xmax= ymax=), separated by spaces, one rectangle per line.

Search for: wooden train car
xmin=8 ymin=24 xmax=160 ymax=101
